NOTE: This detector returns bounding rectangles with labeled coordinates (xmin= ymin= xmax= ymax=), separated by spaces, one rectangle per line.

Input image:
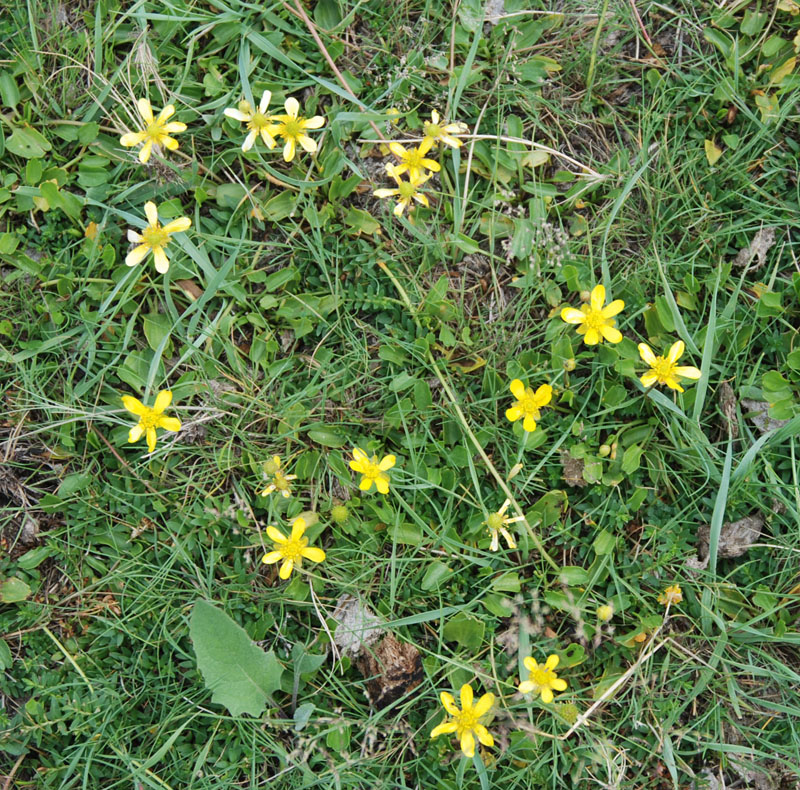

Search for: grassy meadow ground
xmin=2 ymin=0 xmax=800 ymax=787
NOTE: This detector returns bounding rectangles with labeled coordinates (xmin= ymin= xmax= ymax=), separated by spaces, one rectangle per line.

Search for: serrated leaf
xmin=190 ymin=600 xmax=284 ymax=716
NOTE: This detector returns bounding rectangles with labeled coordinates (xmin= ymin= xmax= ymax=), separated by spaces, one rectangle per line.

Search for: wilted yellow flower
xmin=638 ymin=341 xmax=701 ymax=392
xmin=560 ymin=284 xmax=624 ymax=345
xmin=658 ymin=583 xmax=683 ymax=606
xmin=430 ymin=683 xmax=494 ymax=758
xmin=260 ymin=455 xmax=298 ymax=498
xmin=122 ymin=389 xmax=181 ymax=453
xmin=269 ymin=97 xmax=325 ymax=162
xmin=518 ymin=654 xmax=567 ymax=703
xmin=505 ymin=379 xmax=552 ymax=433
xmin=84 ymin=221 xmax=99 ymax=240
xmin=423 ymin=109 xmax=469 ymax=148
xmin=373 ymin=164 xmax=431 ymax=216
xmin=597 ymin=604 xmax=614 ymax=622
xmin=223 ymin=90 xmax=278 ymax=152
xmin=388 ymin=138 xmax=440 ymax=181
xmin=120 ymin=98 xmax=187 ymax=164
xmin=125 ymin=201 xmax=191 ymax=273
xmin=484 ymin=498 xmax=523 ymax=551
xmin=262 ymin=517 xmax=325 ymax=580
xmin=349 ymin=448 xmax=396 ymax=494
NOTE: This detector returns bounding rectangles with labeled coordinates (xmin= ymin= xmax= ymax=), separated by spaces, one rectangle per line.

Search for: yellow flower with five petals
xmin=423 ymin=109 xmax=469 ymax=148
xmin=223 ymin=90 xmax=278 ymax=152
xmin=484 ymin=499 xmax=523 ymax=551
xmin=373 ymin=164 xmax=431 ymax=216
xmin=518 ymin=654 xmax=567 ymax=703
xmin=430 ymin=683 xmax=494 ymax=758
xmin=349 ymin=448 xmax=396 ymax=494
xmin=122 ymin=389 xmax=181 ymax=453
xmin=388 ymin=138 xmax=440 ymax=181
xmin=505 ymin=379 xmax=552 ymax=433
xmin=125 ymin=201 xmax=191 ymax=273
xmin=560 ymin=284 xmax=624 ymax=345
xmin=120 ymin=98 xmax=187 ymax=164
xmin=638 ymin=341 xmax=701 ymax=392
xmin=260 ymin=455 xmax=298 ymax=498
xmin=261 ymin=517 xmax=325 ymax=579
xmin=268 ymin=97 xmax=325 ymax=162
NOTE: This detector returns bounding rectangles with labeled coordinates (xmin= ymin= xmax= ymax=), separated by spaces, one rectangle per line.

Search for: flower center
xmin=281 ymin=537 xmax=307 ymax=562
xmin=362 ymin=460 xmax=381 ymax=480
xmin=455 ymin=709 xmax=478 ymax=735
xmin=145 ymin=121 xmax=166 ymax=141
xmin=582 ymin=309 xmax=607 ymax=331
xmin=529 ymin=666 xmax=556 ymax=689
xmin=486 ymin=512 xmax=504 ymax=531
xmin=141 ymin=225 xmax=169 ymax=249
xmin=425 ymin=122 xmax=441 ymax=138
xmin=398 ymin=181 xmax=417 ymax=199
xmin=281 ymin=118 xmax=303 ymax=139
xmin=405 ymin=149 xmax=424 ymax=167
xmin=273 ymin=472 xmax=290 ymax=491
xmin=139 ymin=409 xmax=159 ymax=429
xmin=249 ymin=112 xmax=271 ymax=130
xmin=520 ymin=396 xmax=540 ymax=418
xmin=651 ymin=357 xmax=675 ymax=382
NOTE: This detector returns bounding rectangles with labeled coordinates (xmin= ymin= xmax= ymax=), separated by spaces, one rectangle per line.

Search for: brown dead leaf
xmin=357 ymin=633 xmax=423 ymax=709
xmin=696 ymin=514 xmax=763 ymax=560
xmin=559 ymin=450 xmax=587 ymax=488
xmin=732 ymin=227 xmax=776 ymax=272
xmin=718 ymin=382 xmax=739 ymax=439
xmin=741 ymin=399 xmax=789 ymax=435
xmin=176 ymin=279 xmax=203 ymax=301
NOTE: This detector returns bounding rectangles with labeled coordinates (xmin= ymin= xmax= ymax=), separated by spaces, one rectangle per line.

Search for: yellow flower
xmin=658 ymin=583 xmax=683 ymax=606
xmin=268 ymin=97 xmax=325 ymax=162
xmin=122 ymin=389 xmax=181 ymax=453
xmin=373 ymin=164 xmax=431 ymax=216
xmin=430 ymin=683 xmax=494 ymax=758
xmin=260 ymin=455 xmax=298 ymax=498
xmin=638 ymin=341 xmax=701 ymax=392
xmin=423 ymin=109 xmax=469 ymax=148
xmin=349 ymin=448 xmax=396 ymax=494
xmin=125 ymin=201 xmax=191 ymax=273
xmin=388 ymin=137 xmax=440 ymax=181
xmin=120 ymin=98 xmax=187 ymax=164
xmin=484 ymin=499 xmax=523 ymax=551
xmin=597 ymin=604 xmax=614 ymax=622
xmin=560 ymin=284 xmax=625 ymax=345
xmin=261 ymin=517 xmax=325 ymax=580
xmin=518 ymin=654 xmax=568 ymax=703
xmin=505 ymin=379 xmax=552 ymax=433
xmin=223 ymin=90 xmax=278 ymax=152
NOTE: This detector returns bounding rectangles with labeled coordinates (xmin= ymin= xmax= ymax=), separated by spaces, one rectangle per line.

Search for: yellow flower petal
xmin=258 ymin=90 xmax=272 ymax=113
xmin=460 ymin=731 xmax=475 ymax=758
xmin=156 ymin=104 xmax=176 ymax=124
xmin=475 ymin=724 xmax=494 ymax=746
xmin=283 ymin=137 xmax=296 ymax=162
xmin=640 ymin=371 xmax=658 ymax=387
xmin=590 ymin=284 xmax=606 ymax=312
xmin=152 ymin=246 xmax=170 ymax=274
xmin=430 ymin=721 xmax=458 ymax=738
xmin=540 ymin=687 xmax=554 ymax=704
xmin=583 ymin=328 xmax=600 ymax=345
xmin=359 ymin=477 xmax=373 ymax=491
xmin=145 ymin=427 xmax=157 ymax=453
xmin=534 ymin=384 xmax=552 ymax=406
xmin=460 ymin=684 xmax=473 ymax=710
xmin=302 ymin=546 xmax=325 ymax=563
xmin=560 ymin=307 xmax=586 ymax=324
xmin=284 ymin=97 xmax=300 ymax=118
xmin=675 ymin=365 xmax=702 ymax=379
xmin=262 ymin=550 xmax=283 ymax=564
xmin=138 ymin=140 xmax=153 ymax=163
xmin=378 ymin=454 xmax=396 ymax=471
xmin=518 ymin=680 xmax=535 ymax=694
xmin=601 ymin=299 xmax=625 ymax=318
xmin=137 ymin=97 xmax=154 ymax=124
xmin=279 ymin=559 xmax=294 ymax=579
xmin=162 ymin=217 xmax=191 ymax=234
xmin=144 ymin=202 xmax=159 ymax=226
xmin=667 ymin=340 xmax=685 ymax=364
xmin=158 ymin=416 xmax=181 ymax=432
xmin=509 ymin=378 xmax=526 ymax=400
xmin=545 ymin=654 xmax=559 ymax=670
xmin=125 ymin=245 xmax=150 ymax=267
xmin=302 ymin=115 xmax=325 ymax=129
xmin=375 ymin=475 xmax=390 ymax=494
xmin=522 ymin=415 xmax=537 ymax=432
xmin=638 ymin=343 xmax=657 ymax=366
xmin=600 ymin=325 xmax=622 ymax=343
xmin=224 ymin=108 xmax=251 ymax=122
xmin=523 ymin=656 xmax=537 ymax=672
xmin=266 ymin=526 xmax=287 ymax=544
xmin=297 ymin=134 xmax=317 ymax=153
xmin=122 ymin=395 xmax=147 ymax=416
xmin=153 ymin=390 xmax=172 ymax=413
xmin=473 ymin=693 xmax=494 ymax=717
xmin=128 ymin=424 xmax=144 ymax=443
xmin=441 ymin=692 xmax=458 ymax=715
xmin=120 ymin=131 xmax=147 ymax=147
xmin=552 ymin=678 xmax=568 ymax=691
xmin=290 ymin=517 xmax=306 ymax=540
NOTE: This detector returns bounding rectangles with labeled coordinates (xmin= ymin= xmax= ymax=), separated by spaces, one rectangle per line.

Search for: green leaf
xmin=6 ymin=126 xmax=51 ymax=159
xmin=443 ymin=613 xmax=485 ymax=649
xmin=593 ymin=529 xmax=616 ymax=555
xmin=190 ymin=599 xmax=284 ymax=716
xmin=421 ymin=560 xmax=453 ymax=590
xmin=0 ymin=638 xmax=12 ymax=670
xmin=1 ymin=577 xmax=32 ymax=603
xmin=307 ymin=428 xmax=346 ymax=447
xmin=621 ymin=444 xmax=643 ymax=475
